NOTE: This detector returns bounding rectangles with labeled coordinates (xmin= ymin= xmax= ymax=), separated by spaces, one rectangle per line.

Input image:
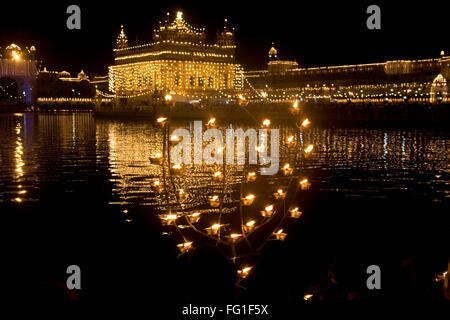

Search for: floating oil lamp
xmin=171 ymin=164 xmax=183 ymax=175
xmin=176 ymin=241 xmax=193 ymax=254
xmin=246 ymin=171 xmax=257 ymax=182
xmin=260 ymin=204 xmax=274 ymax=217
xmin=209 ymin=195 xmax=221 ymax=207
xmin=237 ymin=266 xmax=252 ymax=279
xmin=207 ymin=117 xmax=216 ymax=127
xmin=211 ymin=146 xmax=224 ymax=158
xmin=149 ymin=153 xmax=163 ymax=165
xmin=169 ymin=135 xmax=181 ymax=146
xmin=255 ymin=145 xmax=264 ymax=153
xmin=226 ymin=233 xmax=242 ymax=243
xmin=273 ymin=188 xmax=286 ymax=200
xmin=286 ymin=135 xmax=296 ymax=147
xmin=187 ymin=212 xmax=201 ymax=223
xmin=292 ymin=99 xmax=299 ymax=111
xmin=205 ymin=223 xmax=222 ymax=235
xmin=243 ymin=220 xmax=256 ymax=232
xmin=177 ymin=189 xmax=188 ymax=202
xmin=212 ymin=171 xmax=223 ymax=182
xmin=299 ymin=178 xmax=310 ymax=190
xmin=274 ymin=229 xmax=287 ymax=240
xmin=262 ymin=119 xmax=271 ymax=128
xmin=241 ymin=194 xmax=255 ymax=206
xmin=159 ymin=213 xmax=178 ymax=226
xmin=301 ymin=118 xmax=311 ymax=128
xmin=289 ymin=207 xmax=303 ymax=218
xmin=156 ymin=117 xmax=167 ymax=126
xmin=281 ymin=163 xmax=293 ymax=176
xmin=304 ymin=144 xmax=314 ymax=154
xmin=152 ymin=180 xmax=164 ymax=193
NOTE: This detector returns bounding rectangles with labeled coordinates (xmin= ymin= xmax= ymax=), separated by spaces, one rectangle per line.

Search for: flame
xmin=299 ymin=178 xmax=309 ymax=185
xmin=304 ymin=144 xmax=314 ymax=153
xmin=301 ymin=118 xmax=311 ymax=127
xmin=304 ymin=294 xmax=313 ymax=301
xmin=246 ymin=220 xmax=255 ymax=227
xmin=262 ymin=119 xmax=271 ymax=127
xmin=265 ymin=204 xmax=274 ymax=212
xmin=245 ymin=194 xmax=255 ymax=200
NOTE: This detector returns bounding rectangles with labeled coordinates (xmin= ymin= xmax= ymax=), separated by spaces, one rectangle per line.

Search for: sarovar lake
xmin=1 ymin=112 xmax=448 ymax=301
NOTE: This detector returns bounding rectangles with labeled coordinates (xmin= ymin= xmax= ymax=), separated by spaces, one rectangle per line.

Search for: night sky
xmin=0 ymin=1 xmax=448 ymax=76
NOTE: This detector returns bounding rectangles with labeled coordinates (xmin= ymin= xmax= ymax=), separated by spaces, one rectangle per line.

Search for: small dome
xmin=268 ymin=47 xmax=277 ymax=55
xmin=58 ymin=70 xmax=71 ymax=78
xmin=6 ymin=43 xmax=21 ymax=51
xmin=77 ymin=70 xmax=88 ymax=80
xmin=432 ymin=74 xmax=447 ymax=87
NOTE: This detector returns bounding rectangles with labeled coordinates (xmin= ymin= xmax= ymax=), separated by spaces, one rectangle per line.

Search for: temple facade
xmin=109 ymin=12 xmax=243 ymax=97
xmin=244 ymin=47 xmax=450 ymax=103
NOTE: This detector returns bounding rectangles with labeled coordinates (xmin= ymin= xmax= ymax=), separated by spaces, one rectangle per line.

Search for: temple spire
xmin=116 ymin=25 xmax=129 ymax=49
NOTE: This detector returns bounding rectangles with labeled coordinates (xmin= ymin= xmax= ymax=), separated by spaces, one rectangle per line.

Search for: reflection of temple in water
xmin=0 ymin=114 xmax=448 ymax=205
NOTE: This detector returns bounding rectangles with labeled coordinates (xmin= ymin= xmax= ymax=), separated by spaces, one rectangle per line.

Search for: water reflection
xmin=0 ymin=113 xmax=449 ymax=206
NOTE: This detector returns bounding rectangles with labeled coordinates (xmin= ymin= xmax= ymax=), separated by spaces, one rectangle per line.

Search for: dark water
xmin=1 ymin=112 xmax=449 ymax=303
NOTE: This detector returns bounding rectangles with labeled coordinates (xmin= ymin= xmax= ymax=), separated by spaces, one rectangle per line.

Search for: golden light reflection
xmin=301 ymin=118 xmax=311 ymax=127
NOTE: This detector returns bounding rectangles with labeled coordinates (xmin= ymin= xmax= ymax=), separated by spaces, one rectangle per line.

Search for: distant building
xmin=108 ymin=12 xmax=243 ymax=97
xmin=0 ymin=43 xmax=37 ymax=104
xmin=36 ymin=68 xmax=95 ymax=100
xmin=245 ymin=46 xmax=450 ymax=103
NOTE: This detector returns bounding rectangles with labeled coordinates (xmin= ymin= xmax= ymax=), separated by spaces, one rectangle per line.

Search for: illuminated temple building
xmin=109 ymin=12 xmax=243 ymax=98
xmin=245 ymin=47 xmax=450 ymax=103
